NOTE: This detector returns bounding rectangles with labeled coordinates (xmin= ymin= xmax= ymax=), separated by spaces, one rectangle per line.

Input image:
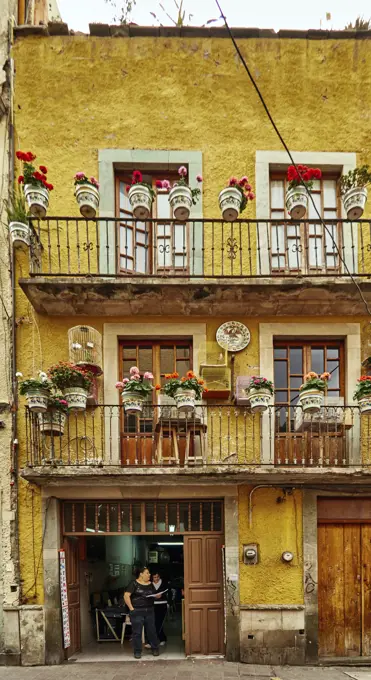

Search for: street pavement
xmin=0 ymin=662 xmax=371 ymax=680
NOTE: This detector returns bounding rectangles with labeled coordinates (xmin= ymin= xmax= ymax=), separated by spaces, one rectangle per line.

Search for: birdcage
xmin=200 ymin=347 xmax=231 ymax=400
xmin=68 ymin=326 xmax=103 ymax=376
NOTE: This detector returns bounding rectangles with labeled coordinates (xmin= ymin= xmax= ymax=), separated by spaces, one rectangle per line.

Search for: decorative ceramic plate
xmin=216 ymin=321 xmax=251 ymax=352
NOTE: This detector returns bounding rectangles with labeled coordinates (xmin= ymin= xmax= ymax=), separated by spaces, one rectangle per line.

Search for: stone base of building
xmin=0 ymin=606 xmax=45 ymax=666
xmin=240 ymin=606 xmax=306 ymax=666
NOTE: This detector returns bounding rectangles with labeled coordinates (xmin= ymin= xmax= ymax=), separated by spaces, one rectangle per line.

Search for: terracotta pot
xmin=128 ymin=185 xmax=153 ymax=220
xmin=169 ymin=185 xmax=192 ymax=221
xmin=9 ymin=221 xmax=30 ymax=249
xmin=298 ymin=388 xmax=324 ymax=414
xmin=75 ymin=184 xmax=100 ymax=219
xmin=24 ymin=184 xmax=49 ymax=219
xmin=342 ymin=187 xmax=367 ymax=221
xmin=218 ymin=187 xmax=242 ymax=222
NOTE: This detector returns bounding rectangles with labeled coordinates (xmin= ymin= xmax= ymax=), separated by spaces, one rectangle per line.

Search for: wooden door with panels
xmin=184 ymin=533 xmax=225 ymax=656
xmin=274 ymin=340 xmax=345 ymax=464
xmin=119 ymin=339 xmax=192 ymax=465
xmin=270 ymin=172 xmax=341 ymax=274
xmin=116 ymin=172 xmax=189 ymax=276
xmin=63 ymin=537 xmax=81 ymax=658
xmin=318 ymin=498 xmax=371 ymax=658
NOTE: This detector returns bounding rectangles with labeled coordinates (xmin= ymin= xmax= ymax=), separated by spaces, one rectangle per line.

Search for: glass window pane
xmin=120 ymin=226 xmax=133 ymax=256
xmin=271 ymin=180 xmax=285 ymax=209
xmin=174 ymin=225 xmax=186 ymax=250
xmin=177 ymin=346 xmax=190 ymax=359
xmin=175 ymin=255 xmax=187 ymax=267
xmin=271 ymin=225 xmax=285 ymax=251
xmin=274 ymin=348 xmax=287 ymax=359
xmin=274 ymin=361 xmax=287 ymax=388
xmin=213 ymin=502 xmax=222 ymax=531
xmin=176 ymin=359 xmax=191 ymax=377
xmin=146 ymin=502 xmax=155 ymax=532
xmin=179 ymin=503 xmax=189 ymax=532
xmin=97 ymin=503 xmax=107 ymax=532
xmin=156 ymin=503 xmax=166 ymax=532
xmin=86 ymin=503 xmax=96 ymax=532
xmin=123 ymin=346 xmax=136 ymax=359
xmin=311 ymin=179 xmax=321 ymax=191
xmin=160 ymin=347 xmax=174 ymax=374
xmin=311 ymin=347 xmax=325 ymax=375
xmin=327 ymin=361 xmax=340 ymax=389
xmin=109 ymin=504 xmax=118 ymax=532
xmin=327 ymin=347 xmax=339 ymax=359
xmin=120 ymin=503 xmax=130 ymax=532
xmin=136 ymin=247 xmax=147 ymax=273
xmin=191 ymin=503 xmax=200 ymax=531
xmin=75 ymin=504 xmax=84 ymax=532
xmin=290 ymin=377 xmax=302 ymax=388
xmin=323 ymin=179 xmax=337 ymax=208
xmin=64 ymin=503 xmax=73 ymax=532
xmin=120 ymin=183 xmax=131 ymax=212
xmin=275 ymin=390 xmax=288 ymax=403
xmin=202 ymin=502 xmax=212 ymax=531
xmin=308 ymin=192 xmax=321 ymax=219
xmin=157 ymin=239 xmax=171 ymax=266
xmin=138 ymin=347 xmax=153 ymax=374
xmin=168 ymin=503 xmax=177 ymax=531
xmin=309 ymin=238 xmax=323 ymax=267
xmin=132 ymin=503 xmax=141 ymax=532
xmin=289 ymin=348 xmax=303 ymax=374
xmin=157 ymin=192 xmax=171 ymax=219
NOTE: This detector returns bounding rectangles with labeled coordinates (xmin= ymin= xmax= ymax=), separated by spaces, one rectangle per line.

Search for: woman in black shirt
xmin=124 ymin=566 xmax=160 ymax=659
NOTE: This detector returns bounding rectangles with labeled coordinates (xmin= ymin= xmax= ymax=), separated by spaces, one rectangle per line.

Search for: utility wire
xmin=214 ymin=0 xmax=371 ymax=317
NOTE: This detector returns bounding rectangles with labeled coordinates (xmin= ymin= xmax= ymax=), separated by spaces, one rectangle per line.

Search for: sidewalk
xmin=0 ymin=661 xmax=370 ymax=680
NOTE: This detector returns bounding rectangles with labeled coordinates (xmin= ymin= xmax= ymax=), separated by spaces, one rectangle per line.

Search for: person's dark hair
xmin=135 ymin=565 xmax=149 ymax=578
xmin=152 ymin=571 xmax=160 ymax=577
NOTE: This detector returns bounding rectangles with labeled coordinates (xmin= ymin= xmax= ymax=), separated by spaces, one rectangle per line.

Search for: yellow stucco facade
xmin=11 ymin=29 xmax=371 ymax=663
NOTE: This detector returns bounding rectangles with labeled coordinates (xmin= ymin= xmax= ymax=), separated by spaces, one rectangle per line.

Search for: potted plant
xmin=354 ymin=376 xmax=371 ymax=415
xmin=16 ymin=150 xmax=53 ymax=218
xmin=38 ymin=396 xmax=68 ymax=435
xmin=157 ymin=167 xmax=203 ymax=221
xmin=218 ymin=176 xmax=255 ymax=222
xmin=74 ymin=172 xmax=100 ymax=219
xmin=286 ymin=165 xmax=322 ymax=219
xmin=298 ymin=371 xmax=330 ymax=414
xmin=340 ymin=165 xmax=371 ymax=220
xmin=159 ymin=370 xmax=207 ymax=413
xmin=126 ymin=170 xmax=156 ymax=220
xmin=4 ymin=190 xmax=30 ymax=249
xmin=48 ymin=362 xmax=93 ymax=412
xmin=245 ymin=376 xmax=274 ymax=413
xmin=116 ymin=366 xmax=154 ymax=414
xmin=18 ymin=371 xmax=52 ymax=413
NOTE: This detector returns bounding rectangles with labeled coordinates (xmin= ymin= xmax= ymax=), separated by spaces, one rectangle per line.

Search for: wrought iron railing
xmin=27 ymin=217 xmax=371 ymax=278
xmin=24 ymin=404 xmax=370 ymax=469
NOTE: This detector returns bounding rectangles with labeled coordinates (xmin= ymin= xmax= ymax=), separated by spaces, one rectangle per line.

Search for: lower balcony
xmin=21 ymin=404 xmax=371 ymax=486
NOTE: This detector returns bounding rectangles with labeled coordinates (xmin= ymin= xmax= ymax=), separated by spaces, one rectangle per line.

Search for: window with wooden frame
xmin=269 ymin=171 xmax=341 ymax=273
xmin=116 ymin=171 xmax=189 ymax=275
xmin=274 ymin=339 xmax=344 ymax=432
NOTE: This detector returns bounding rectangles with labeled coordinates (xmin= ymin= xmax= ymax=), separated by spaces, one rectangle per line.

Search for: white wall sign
xmin=59 ymin=550 xmax=71 ymax=649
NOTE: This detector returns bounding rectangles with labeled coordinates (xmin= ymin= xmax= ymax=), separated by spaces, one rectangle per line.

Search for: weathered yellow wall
xmin=13 ymin=33 xmax=371 ymax=604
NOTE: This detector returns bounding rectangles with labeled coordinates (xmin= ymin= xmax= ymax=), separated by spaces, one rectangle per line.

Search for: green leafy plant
xmin=340 ymin=165 xmax=371 ymax=195
xmin=4 ymin=191 xmax=29 ymax=223
xmin=116 ymin=366 xmax=154 ymax=396
xmin=47 ymin=395 xmax=69 ymax=413
xmin=48 ymin=362 xmax=93 ymax=391
xmin=74 ymin=172 xmax=99 ymax=190
xmin=157 ymin=166 xmax=203 ymax=205
xmin=354 ymin=376 xmax=371 ymax=400
xmin=158 ymin=370 xmax=207 ymax=399
xmin=223 ymin=176 xmax=255 ymax=214
xmin=247 ymin=376 xmax=274 ymax=394
xmin=18 ymin=371 xmax=52 ymax=395
xmin=299 ymin=371 xmax=331 ymax=394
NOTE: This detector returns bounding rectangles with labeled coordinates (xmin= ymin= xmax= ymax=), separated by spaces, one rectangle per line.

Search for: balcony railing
xmin=24 ymin=404 xmax=370 ymax=470
xmin=27 ymin=217 xmax=371 ymax=279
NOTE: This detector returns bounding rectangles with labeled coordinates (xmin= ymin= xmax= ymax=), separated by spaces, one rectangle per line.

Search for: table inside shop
xmin=95 ymin=607 xmax=145 ymax=644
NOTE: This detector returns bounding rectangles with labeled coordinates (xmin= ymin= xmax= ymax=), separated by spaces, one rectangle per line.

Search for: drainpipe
xmin=18 ymin=0 xmax=25 ymax=24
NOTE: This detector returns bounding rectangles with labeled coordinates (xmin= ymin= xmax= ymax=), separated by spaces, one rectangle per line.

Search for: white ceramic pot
xmin=286 ymin=186 xmax=308 ymax=219
xmin=358 ymin=395 xmax=371 ymax=415
xmin=24 ymin=184 xmax=49 ymax=219
xmin=174 ymin=388 xmax=196 ymax=413
xmin=75 ymin=183 xmax=100 ymax=219
xmin=169 ymin=185 xmax=192 ymax=221
xmin=9 ymin=221 xmax=30 ymax=249
xmin=218 ymin=187 xmax=242 ymax=222
xmin=128 ymin=184 xmax=153 ymax=220
xmin=247 ymin=387 xmax=272 ymax=413
xmin=342 ymin=187 xmax=368 ymax=221
xmin=298 ymin=388 xmax=324 ymax=414
xmin=25 ymin=388 xmax=50 ymax=413
xmin=122 ymin=391 xmax=146 ymax=414
xmin=63 ymin=387 xmax=88 ymax=412
xmin=38 ymin=411 xmax=66 ymax=435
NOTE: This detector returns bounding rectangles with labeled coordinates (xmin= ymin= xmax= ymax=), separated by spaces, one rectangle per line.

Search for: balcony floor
xmin=19 ymin=275 xmax=371 ymax=316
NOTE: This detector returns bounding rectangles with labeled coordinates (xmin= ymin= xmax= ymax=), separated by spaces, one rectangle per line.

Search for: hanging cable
xmin=214 ymin=0 xmax=371 ymax=317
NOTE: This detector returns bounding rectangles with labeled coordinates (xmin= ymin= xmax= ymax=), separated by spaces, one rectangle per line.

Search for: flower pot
xmin=38 ymin=411 xmax=66 ymax=435
xmin=247 ymin=387 xmax=272 ymax=413
xmin=63 ymin=387 xmax=88 ymax=412
xmin=25 ymin=388 xmax=50 ymax=413
xmin=358 ymin=395 xmax=371 ymax=415
xmin=169 ymin=185 xmax=192 ymax=221
xmin=75 ymin=183 xmax=100 ymax=219
xmin=9 ymin=221 xmax=30 ymax=249
xmin=128 ymin=185 xmax=153 ymax=220
xmin=24 ymin=184 xmax=49 ymax=219
xmin=122 ymin=391 xmax=146 ymax=415
xmin=299 ymin=388 xmax=324 ymax=414
xmin=286 ymin=186 xmax=308 ymax=219
xmin=218 ymin=187 xmax=242 ymax=222
xmin=342 ymin=186 xmax=368 ymax=221
xmin=174 ymin=388 xmax=196 ymax=413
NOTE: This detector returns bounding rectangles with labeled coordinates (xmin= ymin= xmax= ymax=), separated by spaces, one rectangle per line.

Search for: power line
xmin=214 ymin=0 xmax=371 ymax=317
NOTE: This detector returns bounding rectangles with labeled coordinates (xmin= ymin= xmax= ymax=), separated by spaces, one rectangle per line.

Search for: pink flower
xmin=245 ymin=184 xmax=252 ymax=191
xmin=132 ymin=375 xmax=140 ymax=381
xmin=196 ymin=174 xmax=203 ymax=183
xmin=90 ymin=176 xmax=99 ymax=189
xmin=130 ymin=366 xmax=140 ymax=375
xmin=229 ymin=177 xmax=238 ymax=186
xmin=122 ymin=377 xmax=129 ymax=384
xmin=239 ymin=176 xmax=249 ymax=184
xmin=115 ymin=381 xmax=124 ymax=389
xmin=178 ymin=166 xmax=187 ymax=177
xmin=143 ymin=372 xmax=154 ymax=380
xmin=59 ymin=399 xmax=68 ymax=405
xmin=162 ymin=179 xmax=171 ymax=190
xmin=248 ymin=192 xmax=255 ymax=200
xmin=75 ymin=172 xmax=85 ymax=180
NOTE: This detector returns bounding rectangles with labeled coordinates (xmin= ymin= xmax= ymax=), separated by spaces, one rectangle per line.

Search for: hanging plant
xmin=16 ymin=150 xmax=53 ymax=219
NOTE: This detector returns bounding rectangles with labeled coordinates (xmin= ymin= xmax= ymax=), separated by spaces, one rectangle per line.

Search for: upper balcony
xmin=21 ymin=403 xmax=371 ymax=486
xmin=18 ymin=217 xmax=371 ymax=316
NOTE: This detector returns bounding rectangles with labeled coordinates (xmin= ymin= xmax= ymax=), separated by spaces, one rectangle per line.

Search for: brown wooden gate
xmin=318 ymin=499 xmax=371 ymax=658
xmin=64 ymin=537 xmax=81 ymax=658
xmin=184 ymin=534 xmax=224 ymax=656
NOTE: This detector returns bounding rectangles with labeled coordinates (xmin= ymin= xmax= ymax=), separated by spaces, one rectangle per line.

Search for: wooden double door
xmin=318 ymin=500 xmax=371 ymax=658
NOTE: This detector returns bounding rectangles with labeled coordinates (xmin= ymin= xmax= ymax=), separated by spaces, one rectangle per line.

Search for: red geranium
xmin=287 ymin=164 xmax=322 ymax=190
xmin=39 ymin=165 xmax=47 ymax=174
xmin=132 ymin=170 xmax=143 ymax=183
xmin=155 ymin=179 xmax=163 ymax=189
xmin=18 ymin=175 xmax=24 ymax=184
xmin=126 ymin=185 xmax=131 ymax=193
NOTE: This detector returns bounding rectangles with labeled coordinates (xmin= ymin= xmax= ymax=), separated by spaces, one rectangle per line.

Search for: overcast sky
xmin=58 ymin=0 xmax=370 ymax=33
